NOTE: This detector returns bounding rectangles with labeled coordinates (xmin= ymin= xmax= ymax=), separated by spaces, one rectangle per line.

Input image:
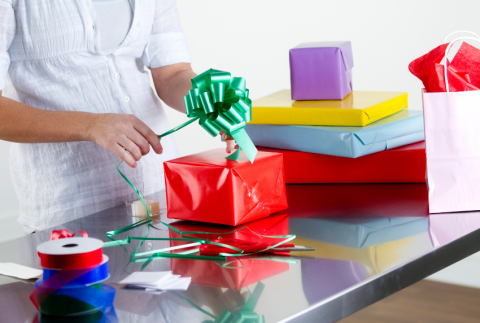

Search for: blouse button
xmin=114 ymin=73 xmax=120 ymax=79
xmin=124 ymin=97 xmax=130 ymax=103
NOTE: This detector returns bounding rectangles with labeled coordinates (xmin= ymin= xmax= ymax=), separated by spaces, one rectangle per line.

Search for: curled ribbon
xmin=158 ymin=69 xmax=258 ymax=163
xmin=50 ymin=229 xmax=88 ymax=241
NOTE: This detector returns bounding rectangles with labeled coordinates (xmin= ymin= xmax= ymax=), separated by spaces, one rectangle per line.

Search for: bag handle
xmin=444 ymin=30 xmax=480 ymax=43
xmin=444 ymin=36 xmax=480 ymax=92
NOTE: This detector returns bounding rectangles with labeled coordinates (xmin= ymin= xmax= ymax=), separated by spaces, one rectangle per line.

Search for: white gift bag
xmin=423 ymin=36 xmax=480 ymax=213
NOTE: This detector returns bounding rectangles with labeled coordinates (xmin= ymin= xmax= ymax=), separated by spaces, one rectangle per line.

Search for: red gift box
xmin=258 ymin=141 xmax=426 ymax=184
xmin=169 ymin=214 xmax=290 ymax=289
xmin=164 ymin=149 xmax=288 ymax=225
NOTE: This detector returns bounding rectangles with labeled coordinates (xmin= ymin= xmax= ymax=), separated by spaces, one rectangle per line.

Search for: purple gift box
xmin=290 ymin=41 xmax=354 ymax=100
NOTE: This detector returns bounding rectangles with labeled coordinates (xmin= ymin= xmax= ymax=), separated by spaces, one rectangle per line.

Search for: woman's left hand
xmin=220 ymin=130 xmax=236 ymax=153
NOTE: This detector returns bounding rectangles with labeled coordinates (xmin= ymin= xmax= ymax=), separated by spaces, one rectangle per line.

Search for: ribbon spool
xmin=37 ymin=237 xmax=104 ymax=270
xmin=32 ymin=236 xmax=115 ymax=317
xmin=42 ymin=255 xmax=110 ymax=285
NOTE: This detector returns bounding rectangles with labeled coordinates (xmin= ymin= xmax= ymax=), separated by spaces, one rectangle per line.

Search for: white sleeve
xmin=0 ymin=0 xmax=15 ymax=91
xmin=142 ymin=0 xmax=191 ymax=69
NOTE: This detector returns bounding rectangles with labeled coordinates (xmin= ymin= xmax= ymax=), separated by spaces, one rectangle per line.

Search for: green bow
xmin=158 ymin=69 xmax=257 ymax=163
xmin=211 ymin=282 xmax=266 ymax=323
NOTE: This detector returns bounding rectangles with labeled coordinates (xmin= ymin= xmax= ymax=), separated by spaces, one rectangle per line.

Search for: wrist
xmin=84 ymin=113 xmax=99 ymax=143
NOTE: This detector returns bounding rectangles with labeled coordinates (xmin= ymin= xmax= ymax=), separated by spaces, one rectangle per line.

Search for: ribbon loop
xmin=50 ymin=230 xmax=88 ymax=241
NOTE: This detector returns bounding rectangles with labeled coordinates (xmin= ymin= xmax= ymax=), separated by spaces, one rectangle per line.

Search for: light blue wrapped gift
xmin=289 ymin=217 xmax=428 ymax=249
xmin=245 ymin=110 xmax=424 ymax=158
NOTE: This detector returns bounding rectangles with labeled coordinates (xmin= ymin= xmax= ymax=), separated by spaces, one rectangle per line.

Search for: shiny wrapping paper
xmin=249 ymin=89 xmax=408 ymax=126
xmin=169 ymin=214 xmax=290 ymax=289
xmin=290 ymin=41 xmax=353 ymax=100
xmin=164 ymin=149 xmax=288 ymax=226
xmin=246 ymin=110 xmax=424 ymax=158
xmin=257 ymin=141 xmax=426 ymax=184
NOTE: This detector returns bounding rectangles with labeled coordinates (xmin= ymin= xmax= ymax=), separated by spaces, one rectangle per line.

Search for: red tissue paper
xmin=409 ymin=42 xmax=480 ymax=92
xmin=164 ymin=149 xmax=288 ymax=226
xmin=169 ymin=214 xmax=290 ymax=289
xmin=258 ymin=141 xmax=426 ymax=184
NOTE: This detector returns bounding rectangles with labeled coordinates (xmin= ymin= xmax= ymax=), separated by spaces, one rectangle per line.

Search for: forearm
xmin=0 ymin=92 xmax=94 ymax=143
xmin=151 ymin=63 xmax=196 ymax=114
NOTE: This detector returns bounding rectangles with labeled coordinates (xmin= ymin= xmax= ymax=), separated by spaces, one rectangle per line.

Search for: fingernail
xmin=133 ymin=163 xmax=137 ymax=168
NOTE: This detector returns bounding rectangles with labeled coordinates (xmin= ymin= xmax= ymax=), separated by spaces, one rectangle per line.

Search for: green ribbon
xmin=158 ymin=69 xmax=258 ymax=163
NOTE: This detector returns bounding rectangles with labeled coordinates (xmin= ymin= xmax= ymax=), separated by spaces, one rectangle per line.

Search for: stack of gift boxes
xmin=163 ymin=41 xmax=426 ymax=228
xmin=245 ymin=41 xmax=426 ymax=184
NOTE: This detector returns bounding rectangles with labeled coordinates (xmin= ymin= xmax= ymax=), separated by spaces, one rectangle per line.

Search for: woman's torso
xmin=7 ymin=0 xmax=180 ymax=230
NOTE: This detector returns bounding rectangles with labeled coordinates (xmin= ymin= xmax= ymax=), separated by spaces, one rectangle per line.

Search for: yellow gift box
xmin=249 ymin=89 xmax=408 ymax=126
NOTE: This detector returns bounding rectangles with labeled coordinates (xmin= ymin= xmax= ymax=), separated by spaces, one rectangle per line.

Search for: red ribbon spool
xmin=37 ymin=236 xmax=104 ymax=270
xmin=38 ymin=248 xmax=103 ymax=270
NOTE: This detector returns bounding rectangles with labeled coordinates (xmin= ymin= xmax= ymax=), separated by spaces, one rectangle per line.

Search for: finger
xmin=118 ymin=136 xmax=142 ymax=161
xmin=126 ymin=128 xmax=150 ymax=156
xmin=133 ymin=118 xmax=163 ymax=154
xmin=113 ymin=144 xmax=137 ymax=168
xmin=226 ymin=139 xmax=236 ymax=154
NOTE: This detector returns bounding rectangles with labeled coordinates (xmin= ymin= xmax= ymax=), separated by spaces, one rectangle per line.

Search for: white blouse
xmin=0 ymin=0 xmax=191 ymax=231
xmin=92 ymin=0 xmax=133 ymax=51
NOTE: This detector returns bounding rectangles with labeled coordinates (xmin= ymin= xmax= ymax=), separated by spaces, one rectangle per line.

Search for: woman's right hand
xmin=87 ymin=113 xmax=163 ymax=168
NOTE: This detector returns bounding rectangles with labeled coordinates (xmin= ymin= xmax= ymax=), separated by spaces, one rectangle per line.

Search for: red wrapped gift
xmin=169 ymin=214 xmax=290 ymax=289
xmin=164 ymin=149 xmax=288 ymax=225
xmin=258 ymin=141 xmax=426 ymax=184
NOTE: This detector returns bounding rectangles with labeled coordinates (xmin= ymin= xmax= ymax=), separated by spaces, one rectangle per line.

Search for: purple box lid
xmin=292 ymin=41 xmax=354 ymax=70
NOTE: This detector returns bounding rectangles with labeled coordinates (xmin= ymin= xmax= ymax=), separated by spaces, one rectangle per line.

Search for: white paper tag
xmin=0 ymin=263 xmax=42 ymax=280
xmin=119 ymin=271 xmax=173 ymax=286
xmin=121 ymin=271 xmax=191 ymax=291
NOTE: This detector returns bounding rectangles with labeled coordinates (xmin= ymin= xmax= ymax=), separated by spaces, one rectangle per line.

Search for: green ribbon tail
xmin=158 ymin=116 xmax=200 ymax=138
xmin=229 ymin=129 xmax=257 ymax=163
xmin=225 ymin=147 xmax=242 ymax=161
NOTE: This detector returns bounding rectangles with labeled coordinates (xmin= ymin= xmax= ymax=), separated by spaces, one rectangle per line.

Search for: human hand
xmin=220 ymin=130 xmax=236 ymax=153
xmin=87 ymin=113 xmax=162 ymax=168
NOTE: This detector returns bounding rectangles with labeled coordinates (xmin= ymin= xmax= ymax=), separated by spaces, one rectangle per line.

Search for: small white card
xmin=120 ymin=271 xmax=191 ymax=291
xmin=160 ymin=277 xmax=191 ymax=291
xmin=119 ymin=271 xmax=172 ymax=285
xmin=0 ymin=263 xmax=42 ymax=280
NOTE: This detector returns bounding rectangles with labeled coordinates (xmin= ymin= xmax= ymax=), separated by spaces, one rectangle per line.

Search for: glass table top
xmin=1 ymin=184 xmax=479 ymax=323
